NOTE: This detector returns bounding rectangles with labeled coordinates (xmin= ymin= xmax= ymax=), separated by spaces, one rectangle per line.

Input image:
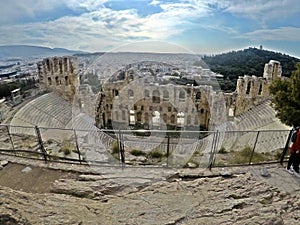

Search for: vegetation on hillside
xmin=269 ymin=62 xmax=300 ymax=126
xmin=202 ymin=47 xmax=300 ymax=80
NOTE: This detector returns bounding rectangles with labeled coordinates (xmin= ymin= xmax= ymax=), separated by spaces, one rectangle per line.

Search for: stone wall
xmin=95 ymin=68 xmax=227 ymax=130
xmin=233 ymin=60 xmax=282 ymax=116
xmin=37 ymin=56 xmax=79 ymax=102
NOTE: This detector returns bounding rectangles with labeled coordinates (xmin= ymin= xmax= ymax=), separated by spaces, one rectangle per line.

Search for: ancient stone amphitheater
xmin=7 ymin=89 xmax=290 ymax=167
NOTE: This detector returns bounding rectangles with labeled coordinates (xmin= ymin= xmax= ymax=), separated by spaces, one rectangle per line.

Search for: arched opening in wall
xmin=200 ymin=108 xmax=205 ymax=114
xmin=196 ymin=91 xmax=201 ymax=100
xmin=137 ymin=111 xmax=142 ymax=123
xmin=102 ymin=113 xmax=106 ymax=128
xmin=163 ymin=90 xmax=169 ymax=101
xmin=59 ymin=61 xmax=63 ymax=73
xmin=246 ymin=81 xmax=251 ymax=95
xmin=179 ymin=90 xmax=185 ymax=101
xmin=170 ymin=115 xmax=176 ymax=124
xmin=187 ymin=115 xmax=191 ymax=125
xmin=114 ymin=111 xmax=119 ymax=121
xmin=144 ymin=89 xmax=150 ymax=98
xmin=163 ymin=113 xmax=168 ymax=123
xmin=152 ymin=111 xmax=160 ymax=127
xmin=64 ymin=58 xmax=68 ymax=71
xmin=144 ymin=112 xmax=149 ymax=127
xmin=122 ymin=110 xmax=126 ymax=121
xmin=55 ymin=76 xmax=60 ymax=85
xmin=113 ymin=89 xmax=119 ymax=98
xmin=129 ymin=110 xmax=135 ymax=126
xmin=152 ymin=90 xmax=160 ymax=103
xmin=258 ymin=82 xmax=263 ymax=95
xmin=194 ymin=115 xmax=199 ymax=126
xmin=177 ymin=112 xmax=185 ymax=128
xmin=128 ymin=89 xmax=134 ymax=98
xmin=65 ymin=76 xmax=69 ymax=86
xmin=47 ymin=77 xmax=52 ymax=86
xmin=70 ymin=63 xmax=74 ymax=73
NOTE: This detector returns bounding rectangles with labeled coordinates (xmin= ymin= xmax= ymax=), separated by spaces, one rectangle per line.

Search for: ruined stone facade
xmin=37 ymin=56 xmax=79 ymax=102
xmin=95 ymin=62 xmax=227 ymax=130
xmin=37 ymin=56 xmax=283 ymax=131
xmin=232 ymin=60 xmax=282 ymax=116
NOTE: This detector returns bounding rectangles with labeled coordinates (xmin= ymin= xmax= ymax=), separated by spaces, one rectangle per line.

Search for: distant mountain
xmin=0 ymin=45 xmax=84 ymax=58
xmin=202 ymin=47 xmax=300 ymax=79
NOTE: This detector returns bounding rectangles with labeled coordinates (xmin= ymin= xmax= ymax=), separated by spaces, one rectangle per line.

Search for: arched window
xmin=128 ymin=89 xmax=134 ymax=98
xmin=47 ymin=77 xmax=52 ymax=86
xmin=163 ymin=114 xmax=168 ymax=123
xmin=170 ymin=115 xmax=176 ymax=124
xmin=194 ymin=115 xmax=199 ymax=125
xmin=246 ymin=81 xmax=251 ymax=95
xmin=144 ymin=89 xmax=150 ymax=98
xmin=65 ymin=76 xmax=69 ymax=86
xmin=55 ymin=76 xmax=60 ymax=85
xmin=258 ymin=82 xmax=263 ymax=95
xmin=114 ymin=111 xmax=119 ymax=121
xmin=137 ymin=112 xmax=142 ymax=122
xmin=152 ymin=90 xmax=160 ymax=103
xmin=179 ymin=90 xmax=185 ymax=101
xmin=163 ymin=90 xmax=169 ymax=101
xmin=122 ymin=110 xmax=126 ymax=120
xmin=187 ymin=115 xmax=191 ymax=125
xmin=177 ymin=112 xmax=185 ymax=127
xmin=152 ymin=111 xmax=160 ymax=126
xmin=196 ymin=91 xmax=201 ymax=100
xmin=129 ymin=110 xmax=135 ymax=125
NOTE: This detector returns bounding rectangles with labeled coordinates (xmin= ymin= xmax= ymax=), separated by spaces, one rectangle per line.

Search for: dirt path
xmin=0 ymin=163 xmax=77 ymax=193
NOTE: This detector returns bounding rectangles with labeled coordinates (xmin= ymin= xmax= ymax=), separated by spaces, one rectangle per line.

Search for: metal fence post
xmin=280 ymin=129 xmax=293 ymax=165
xmin=118 ymin=130 xmax=125 ymax=165
xmin=6 ymin=125 xmax=15 ymax=152
xmin=73 ymin=129 xmax=81 ymax=163
xmin=166 ymin=134 xmax=170 ymax=167
xmin=208 ymin=130 xmax=218 ymax=170
xmin=249 ymin=131 xmax=260 ymax=165
xmin=34 ymin=126 xmax=47 ymax=163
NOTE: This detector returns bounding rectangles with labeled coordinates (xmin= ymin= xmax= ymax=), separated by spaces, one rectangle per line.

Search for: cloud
xmin=238 ymin=27 xmax=300 ymax=41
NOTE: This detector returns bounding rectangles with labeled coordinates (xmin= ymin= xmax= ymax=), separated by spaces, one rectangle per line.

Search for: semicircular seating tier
xmin=10 ymin=93 xmax=74 ymax=131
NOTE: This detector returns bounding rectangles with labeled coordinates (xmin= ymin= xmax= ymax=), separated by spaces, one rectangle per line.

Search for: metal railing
xmin=0 ymin=124 xmax=292 ymax=168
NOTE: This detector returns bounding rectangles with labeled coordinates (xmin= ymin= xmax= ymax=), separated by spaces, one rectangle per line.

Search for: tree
xmin=269 ymin=63 xmax=300 ymax=126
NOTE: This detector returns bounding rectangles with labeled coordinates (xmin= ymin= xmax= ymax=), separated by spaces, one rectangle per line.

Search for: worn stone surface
xmin=0 ymin=157 xmax=300 ymax=225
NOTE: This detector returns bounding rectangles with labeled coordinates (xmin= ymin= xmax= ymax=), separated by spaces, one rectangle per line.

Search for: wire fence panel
xmin=0 ymin=124 xmax=292 ymax=168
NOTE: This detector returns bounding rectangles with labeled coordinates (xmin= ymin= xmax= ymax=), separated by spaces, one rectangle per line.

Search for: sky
xmin=0 ymin=0 xmax=300 ymax=57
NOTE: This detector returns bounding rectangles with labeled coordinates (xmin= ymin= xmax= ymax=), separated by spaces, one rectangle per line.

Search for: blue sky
xmin=0 ymin=0 xmax=300 ymax=57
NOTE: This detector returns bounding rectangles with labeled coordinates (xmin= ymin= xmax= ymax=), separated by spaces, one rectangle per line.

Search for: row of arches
xmin=113 ymin=88 xmax=202 ymax=103
xmin=112 ymin=110 xmax=201 ymax=127
xmin=47 ymin=76 xmax=70 ymax=86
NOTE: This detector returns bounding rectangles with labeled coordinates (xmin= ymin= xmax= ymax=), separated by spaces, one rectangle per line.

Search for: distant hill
xmin=202 ymin=47 xmax=300 ymax=79
xmin=0 ymin=45 xmax=84 ymax=58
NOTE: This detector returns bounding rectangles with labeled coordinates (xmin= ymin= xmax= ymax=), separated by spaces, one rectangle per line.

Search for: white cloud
xmin=238 ymin=27 xmax=300 ymax=41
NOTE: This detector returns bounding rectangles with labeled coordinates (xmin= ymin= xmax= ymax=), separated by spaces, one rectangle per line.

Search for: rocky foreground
xmin=0 ymin=157 xmax=300 ymax=225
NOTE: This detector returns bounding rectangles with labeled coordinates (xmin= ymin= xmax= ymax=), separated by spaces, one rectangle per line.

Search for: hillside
xmin=202 ymin=47 xmax=300 ymax=79
xmin=0 ymin=45 xmax=83 ymax=58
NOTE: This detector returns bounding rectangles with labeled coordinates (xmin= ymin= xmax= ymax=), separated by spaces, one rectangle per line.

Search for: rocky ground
xmin=0 ymin=155 xmax=300 ymax=225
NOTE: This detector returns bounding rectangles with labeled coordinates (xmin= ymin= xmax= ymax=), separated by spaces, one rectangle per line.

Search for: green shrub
xmin=60 ymin=139 xmax=74 ymax=156
xmin=130 ymin=149 xmax=146 ymax=156
xmin=229 ymin=146 xmax=268 ymax=164
xmin=218 ymin=146 xmax=227 ymax=154
xmin=111 ymin=141 xmax=119 ymax=154
xmin=148 ymin=149 xmax=164 ymax=158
